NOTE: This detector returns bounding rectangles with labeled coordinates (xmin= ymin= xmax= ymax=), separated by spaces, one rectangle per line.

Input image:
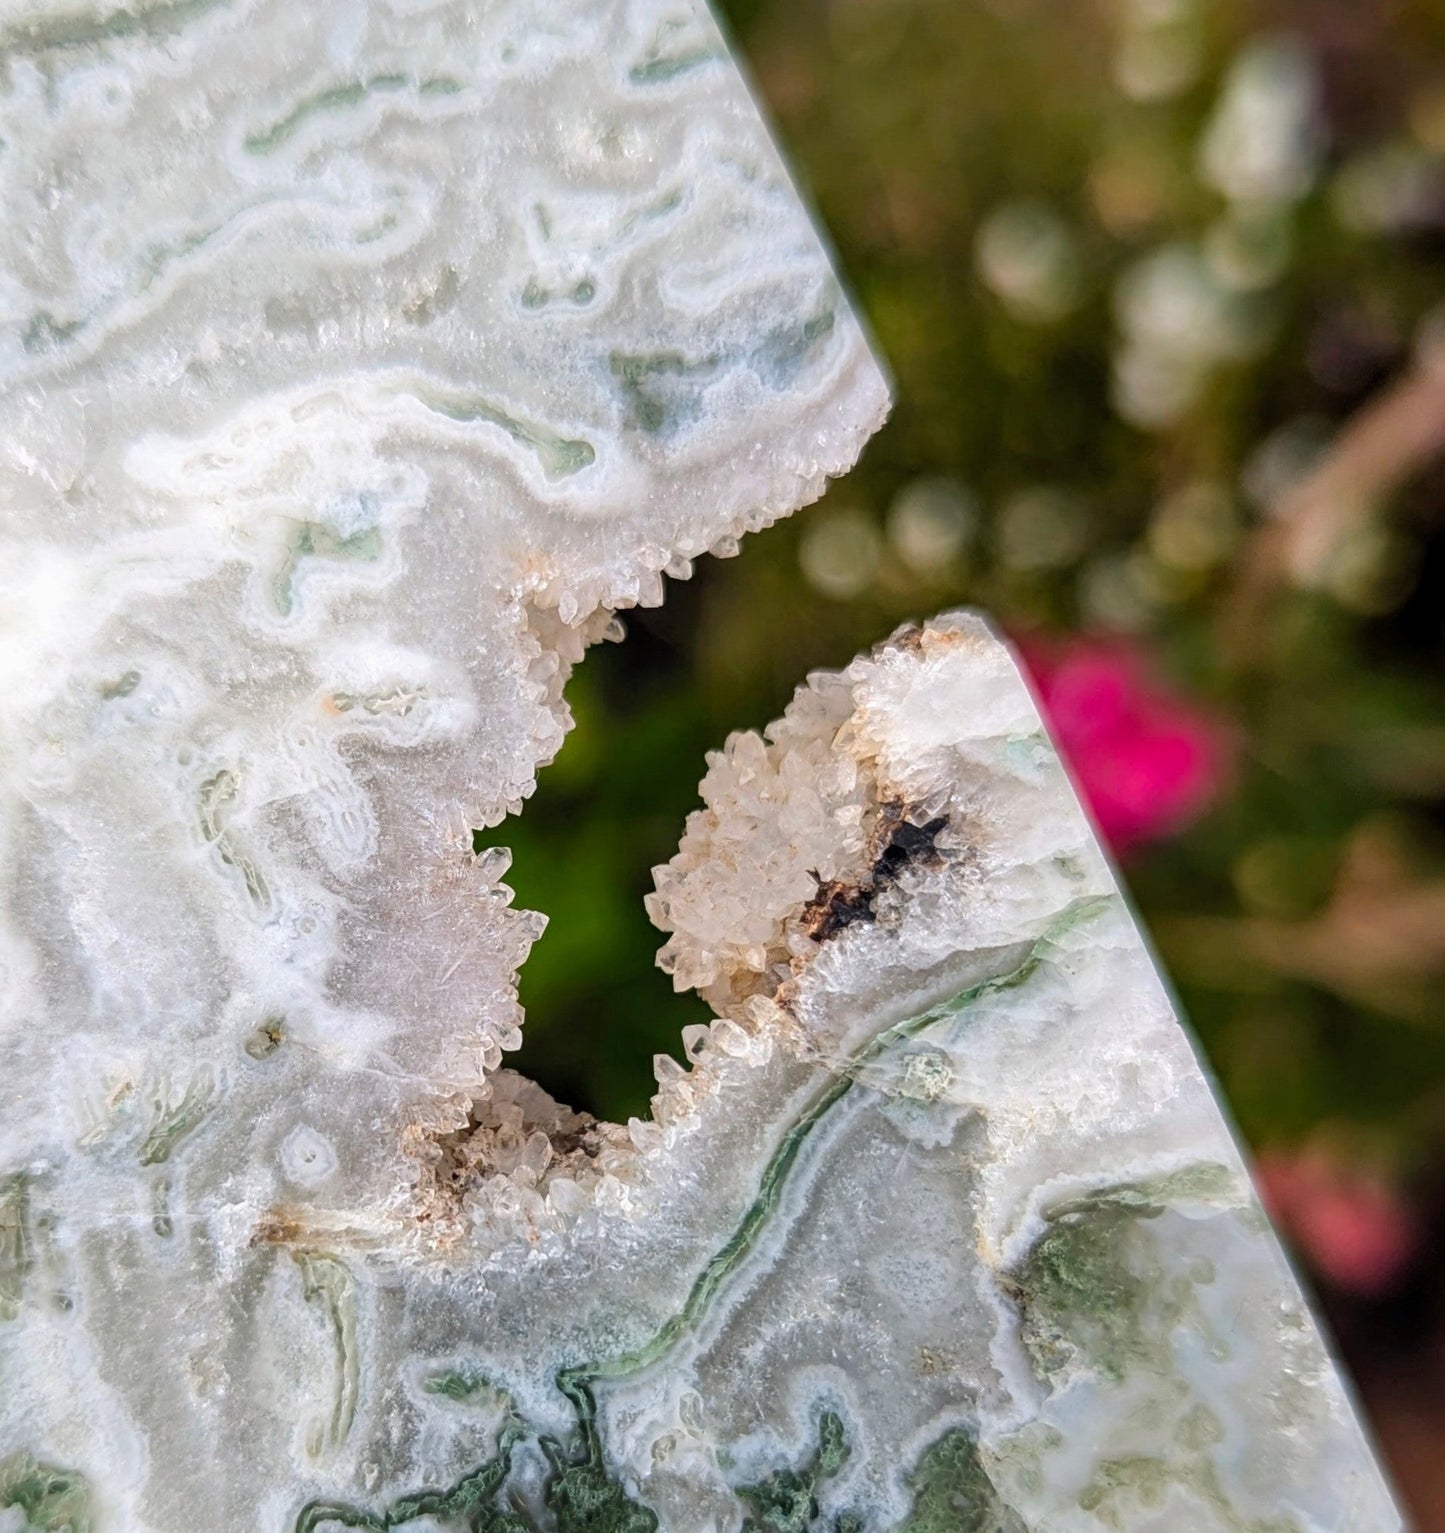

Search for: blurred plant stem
xmin=1157 ymin=818 xmax=1445 ymax=1027
xmin=1227 ymin=358 xmax=1445 ymax=662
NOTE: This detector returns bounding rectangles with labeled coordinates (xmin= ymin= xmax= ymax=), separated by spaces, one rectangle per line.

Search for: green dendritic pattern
xmin=279 ymin=906 xmax=1271 ymax=1533
xmin=1005 ymin=1166 xmax=1236 ymax=1384
xmin=736 ymin=1411 xmax=850 ymax=1533
xmin=0 ymin=1451 xmax=93 ymax=1533
xmin=294 ymin=1408 xmax=1013 ymax=1533
xmin=295 ymin=1395 xmax=659 ymax=1533
xmin=0 ymin=1174 xmax=30 ymax=1321
xmin=294 ymin=917 xmax=1107 ymax=1533
xmin=898 ymin=1430 xmax=1024 ymax=1533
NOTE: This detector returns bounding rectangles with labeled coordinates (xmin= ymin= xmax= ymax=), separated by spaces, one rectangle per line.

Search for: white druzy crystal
xmin=0 ymin=2 xmax=1397 ymax=1531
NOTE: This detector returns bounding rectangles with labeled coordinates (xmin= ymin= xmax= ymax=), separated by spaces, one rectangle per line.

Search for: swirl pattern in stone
xmin=0 ymin=3 xmax=1398 ymax=1531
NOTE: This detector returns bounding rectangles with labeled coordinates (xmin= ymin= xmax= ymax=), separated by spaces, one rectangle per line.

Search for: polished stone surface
xmin=0 ymin=2 xmax=1396 ymax=1529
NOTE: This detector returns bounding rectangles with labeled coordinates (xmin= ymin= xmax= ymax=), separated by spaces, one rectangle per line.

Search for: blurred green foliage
xmin=490 ymin=0 xmax=1445 ymax=1193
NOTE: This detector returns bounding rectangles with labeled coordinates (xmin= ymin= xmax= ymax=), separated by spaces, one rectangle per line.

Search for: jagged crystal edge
xmin=0 ymin=0 xmax=1398 ymax=1525
xmin=0 ymin=0 xmax=892 ymax=1523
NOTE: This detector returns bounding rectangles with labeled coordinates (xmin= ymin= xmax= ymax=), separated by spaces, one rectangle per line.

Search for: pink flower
xmin=1017 ymin=635 xmax=1232 ymax=855
xmin=1256 ymin=1146 xmax=1420 ymax=1297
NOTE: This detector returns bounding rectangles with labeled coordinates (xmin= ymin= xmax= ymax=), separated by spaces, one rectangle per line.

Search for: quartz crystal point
xmin=0 ymin=1 xmax=1398 ymax=1531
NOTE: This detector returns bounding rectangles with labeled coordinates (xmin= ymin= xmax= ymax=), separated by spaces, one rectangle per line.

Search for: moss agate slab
xmin=0 ymin=1 xmax=1398 ymax=1529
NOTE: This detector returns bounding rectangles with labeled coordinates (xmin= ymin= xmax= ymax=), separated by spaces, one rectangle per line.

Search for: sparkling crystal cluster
xmin=0 ymin=1 xmax=1398 ymax=1529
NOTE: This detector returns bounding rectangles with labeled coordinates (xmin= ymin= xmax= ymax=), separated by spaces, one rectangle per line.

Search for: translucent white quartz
xmin=0 ymin=2 xmax=1397 ymax=1530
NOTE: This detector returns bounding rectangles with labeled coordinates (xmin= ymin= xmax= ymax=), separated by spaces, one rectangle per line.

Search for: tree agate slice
xmin=0 ymin=2 xmax=1397 ymax=1531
